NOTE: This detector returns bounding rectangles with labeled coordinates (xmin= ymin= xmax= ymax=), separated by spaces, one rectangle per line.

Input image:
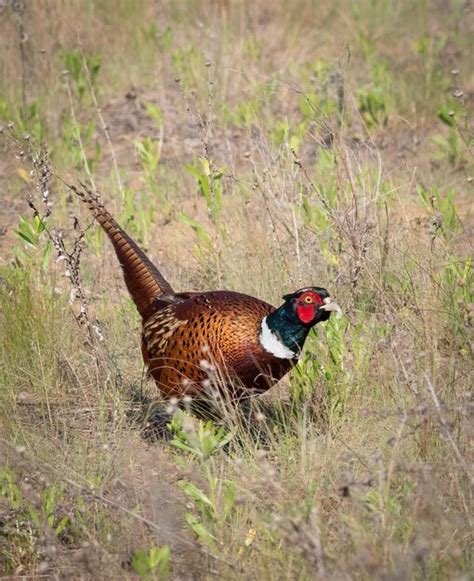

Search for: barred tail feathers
xmin=70 ymin=184 xmax=173 ymax=318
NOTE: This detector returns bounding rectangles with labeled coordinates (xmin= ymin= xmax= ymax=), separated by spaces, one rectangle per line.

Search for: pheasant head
xmin=259 ymin=287 xmax=341 ymax=359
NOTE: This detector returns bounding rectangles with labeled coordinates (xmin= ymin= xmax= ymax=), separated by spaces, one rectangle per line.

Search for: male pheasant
xmin=71 ymin=185 xmax=340 ymax=400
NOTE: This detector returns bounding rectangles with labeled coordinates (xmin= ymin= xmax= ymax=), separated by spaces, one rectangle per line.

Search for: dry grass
xmin=0 ymin=0 xmax=473 ymax=579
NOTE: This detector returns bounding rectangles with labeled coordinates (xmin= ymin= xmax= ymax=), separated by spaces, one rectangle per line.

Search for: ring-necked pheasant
xmin=71 ymin=184 xmax=341 ymax=400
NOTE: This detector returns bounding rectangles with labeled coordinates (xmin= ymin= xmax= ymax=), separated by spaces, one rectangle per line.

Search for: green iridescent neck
xmin=265 ymin=304 xmax=311 ymax=354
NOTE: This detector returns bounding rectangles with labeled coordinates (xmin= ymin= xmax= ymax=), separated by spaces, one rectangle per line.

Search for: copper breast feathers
xmin=142 ymin=291 xmax=293 ymax=397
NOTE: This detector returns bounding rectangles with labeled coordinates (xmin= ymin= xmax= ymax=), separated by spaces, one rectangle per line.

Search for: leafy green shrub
xmin=131 ymin=545 xmax=170 ymax=579
xmin=61 ymin=49 xmax=102 ymax=101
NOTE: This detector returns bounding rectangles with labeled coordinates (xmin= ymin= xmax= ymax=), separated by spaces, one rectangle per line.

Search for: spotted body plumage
xmin=141 ymin=291 xmax=293 ymax=397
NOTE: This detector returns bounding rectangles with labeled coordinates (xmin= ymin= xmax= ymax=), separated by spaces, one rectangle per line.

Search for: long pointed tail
xmin=70 ymin=183 xmax=173 ymax=318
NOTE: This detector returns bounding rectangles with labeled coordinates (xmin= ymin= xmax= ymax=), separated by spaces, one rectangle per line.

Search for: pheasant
xmin=71 ymin=184 xmax=340 ymax=401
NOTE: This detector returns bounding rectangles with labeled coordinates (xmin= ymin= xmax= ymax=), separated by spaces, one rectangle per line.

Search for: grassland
xmin=0 ymin=1 xmax=472 ymax=579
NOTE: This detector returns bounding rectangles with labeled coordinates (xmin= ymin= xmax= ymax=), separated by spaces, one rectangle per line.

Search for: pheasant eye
xmin=303 ymin=295 xmax=313 ymax=304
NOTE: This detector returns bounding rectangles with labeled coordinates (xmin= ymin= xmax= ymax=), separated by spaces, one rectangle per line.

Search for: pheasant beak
xmin=320 ymin=297 xmax=342 ymax=316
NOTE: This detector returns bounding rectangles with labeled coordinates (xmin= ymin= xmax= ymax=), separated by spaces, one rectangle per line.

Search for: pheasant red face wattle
xmin=295 ymin=290 xmax=324 ymax=324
